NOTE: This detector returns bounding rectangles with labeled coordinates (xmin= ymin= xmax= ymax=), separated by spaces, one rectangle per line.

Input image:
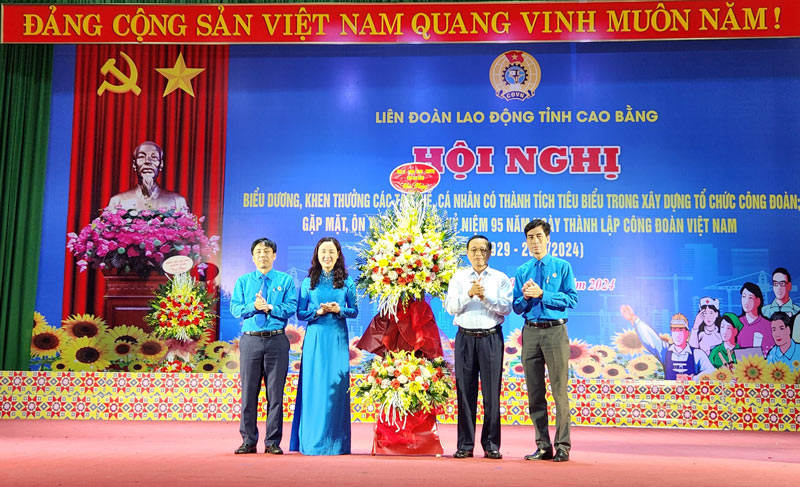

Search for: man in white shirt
xmin=444 ymin=235 xmax=512 ymax=460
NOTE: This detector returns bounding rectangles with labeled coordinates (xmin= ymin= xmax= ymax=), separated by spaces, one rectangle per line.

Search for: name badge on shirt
xmin=276 ymin=286 xmax=282 ymax=291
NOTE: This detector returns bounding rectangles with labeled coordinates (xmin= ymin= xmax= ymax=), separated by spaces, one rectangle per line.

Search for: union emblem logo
xmin=490 ymin=50 xmax=541 ymax=102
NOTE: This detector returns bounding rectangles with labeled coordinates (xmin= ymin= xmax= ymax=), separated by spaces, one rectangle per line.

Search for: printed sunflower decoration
xmin=612 ymin=328 xmax=644 ymax=355
xmin=61 ymin=313 xmax=108 ymax=340
xmin=589 ymin=345 xmax=617 ymax=363
xmin=602 ymin=363 xmax=627 ymax=380
xmin=61 ymin=337 xmax=112 ymax=372
xmin=733 ymin=355 xmax=768 ymax=383
xmin=193 ymin=359 xmax=220 ymax=373
xmin=290 ymin=359 xmax=302 ymax=373
xmin=104 ymin=325 xmax=147 ymax=362
xmin=204 ymin=341 xmax=230 ymax=361
xmin=626 ymin=354 xmax=662 ymax=379
xmin=765 ymin=362 xmax=791 ymax=384
xmin=128 ymin=361 xmax=149 ymax=372
xmin=574 ymin=360 xmax=603 ymax=379
xmin=30 ymin=325 xmax=65 ymax=359
xmin=790 ymin=368 xmax=800 ymax=385
xmin=137 ymin=336 xmax=168 ymax=363
xmin=220 ymin=351 xmax=240 ymax=373
xmin=503 ymin=329 xmax=523 ymax=361
xmin=284 ymin=323 xmax=306 ymax=353
xmin=33 ymin=311 xmax=48 ymax=330
xmin=51 ymin=360 xmax=69 ymax=372
xmin=568 ymin=338 xmax=591 ymax=363
xmin=349 ymin=337 xmax=364 ymax=367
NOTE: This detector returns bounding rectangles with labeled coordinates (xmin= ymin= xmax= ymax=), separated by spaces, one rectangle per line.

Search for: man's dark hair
xmin=769 ymin=311 xmax=793 ymax=333
xmin=251 ymin=238 xmax=277 ymax=254
xmin=524 ymin=218 xmax=550 ymax=236
xmin=466 ymin=234 xmax=492 ymax=253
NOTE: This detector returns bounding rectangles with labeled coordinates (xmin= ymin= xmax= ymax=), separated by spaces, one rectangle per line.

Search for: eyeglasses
xmin=773 ymin=281 xmax=788 ymax=287
xmin=468 ymin=248 xmax=489 ymax=254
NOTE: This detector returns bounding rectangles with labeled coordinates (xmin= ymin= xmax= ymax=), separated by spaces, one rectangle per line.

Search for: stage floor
xmin=1 ymin=420 xmax=798 ymax=486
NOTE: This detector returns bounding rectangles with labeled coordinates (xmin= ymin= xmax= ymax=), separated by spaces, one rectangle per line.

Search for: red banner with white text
xmin=1 ymin=1 xmax=798 ymax=44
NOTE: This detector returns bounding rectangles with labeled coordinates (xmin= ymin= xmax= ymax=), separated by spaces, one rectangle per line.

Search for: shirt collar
xmin=535 ymin=254 xmax=552 ymax=267
xmin=470 ymin=266 xmax=491 ymax=279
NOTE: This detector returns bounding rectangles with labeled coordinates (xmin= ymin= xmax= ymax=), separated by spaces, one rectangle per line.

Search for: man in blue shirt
xmin=231 ymin=238 xmax=298 ymax=455
xmin=513 ymin=219 xmax=578 ymax=463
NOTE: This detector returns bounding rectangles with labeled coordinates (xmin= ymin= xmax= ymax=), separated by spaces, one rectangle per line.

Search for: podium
xmin=102 ymin=272 xmax=168 ymax=332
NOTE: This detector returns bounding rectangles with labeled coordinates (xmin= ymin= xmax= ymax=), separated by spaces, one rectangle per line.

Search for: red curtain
xmin=62 ymin=45 xmax=228 ymax=319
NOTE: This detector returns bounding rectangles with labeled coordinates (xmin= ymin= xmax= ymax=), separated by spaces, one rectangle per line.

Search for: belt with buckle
xmin=525 ymin=318 xmax=567 ymax=329
xmin=458 ymin=326 xmax=501 ymax=338
xmin=244 ymin=329 xmax=285 ymax=337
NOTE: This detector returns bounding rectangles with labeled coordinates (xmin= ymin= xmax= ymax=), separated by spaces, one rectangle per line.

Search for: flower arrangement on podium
xmin=144 ymin=272 xmax=218 ymax=361
xmin=67 ymin=207 xmax=219 ymax=277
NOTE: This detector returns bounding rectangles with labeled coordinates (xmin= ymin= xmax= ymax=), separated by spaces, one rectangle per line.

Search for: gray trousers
xmin=521 ymin=324 xmax=571 ymax=452
xmin=239 ymin=333 xmax=289 ymax=447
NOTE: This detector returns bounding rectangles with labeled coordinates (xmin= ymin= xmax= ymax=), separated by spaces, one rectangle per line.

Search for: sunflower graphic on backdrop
xmin=33 ymin=311 xmax=48 ymax=329
xmin=733 ymin=355 xmax=768 ymax=383
xmin=602 ymin=363 xmax=627 ymax=379
xmin=290 ymin=359 xmax=302 ymax=373
xmin=193 ymin=358 xmax=220 ymax=373
xmin=765 ymin=362 xmax=791 ymax=384
xmin=221 ymin=351 xmax=240 ymax=373
xmin=574 ymin=360 xmax=603 ymax=379
xmin=284 ymin=324 xmax=305 ymax=353
xmin=51 ymin=360 xmax=69 ymax=371
xmin=137 ymin=336 xmax=168 ymax=363
xmin=626 ymin=354 xmax=661 ymax=378
xmin=349 ymin=337 xmax=364 ymax=367
xmin=61 ymin=337 xmax=111 ymax=371
xmin=613 ymin=328 xmax=644 ymax=355
xmin=700 ymin=366 xmax=732 ymax=382
xmin=589 ymin=345 xmax=615 ymax=363
xmin=61 ymin=313 xmax=108 ymax=340
xmin=568 ymin=338 xmax=591 ymax=364
xmin=104 ymin=325 xmax=147 ymax=361
xmin=128 ymin=361 xmax=149 ymax=372
xmin=30 ymin=325 xmax=65 ymax=358
xmin=204 ymin=341 xmax=229 ymax=361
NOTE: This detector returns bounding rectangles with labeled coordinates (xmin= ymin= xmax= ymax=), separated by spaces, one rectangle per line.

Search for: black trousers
xmin=454 ymin=328 xmax=504 ymax=452
xmin=239 ymin=333 xmax=290 ymax=447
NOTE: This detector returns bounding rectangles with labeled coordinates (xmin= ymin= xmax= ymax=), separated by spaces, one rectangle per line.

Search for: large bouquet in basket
xmin=352 ymin=351 xmax=453 ymax=421
xmin=352 ymin=193 xmax=463 ymax=319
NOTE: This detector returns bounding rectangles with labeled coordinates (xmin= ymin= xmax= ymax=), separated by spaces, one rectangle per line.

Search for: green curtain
xmin=0 ymin=44 xmax=53 ymax=370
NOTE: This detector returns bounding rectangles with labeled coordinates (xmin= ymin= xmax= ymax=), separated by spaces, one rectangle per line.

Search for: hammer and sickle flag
xmin=96 ymin=51 xmax=141 ymax=96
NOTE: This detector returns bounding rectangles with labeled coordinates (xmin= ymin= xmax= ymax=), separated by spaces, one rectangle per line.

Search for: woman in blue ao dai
xmin=290 ymin=237 xmax=358 ymax=455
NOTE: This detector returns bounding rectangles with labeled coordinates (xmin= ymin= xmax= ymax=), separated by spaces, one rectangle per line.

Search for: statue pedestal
xmin=102 ymin=273 xmax=168 ymax=332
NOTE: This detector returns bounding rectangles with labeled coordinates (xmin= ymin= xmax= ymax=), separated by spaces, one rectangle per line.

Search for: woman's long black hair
xmin=308 ymin=237 xmax=347 ymax=289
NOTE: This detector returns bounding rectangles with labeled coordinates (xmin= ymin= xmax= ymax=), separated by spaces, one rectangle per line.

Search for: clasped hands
xmin=254 ymin=291 xmax=272 ymax=313
xmin=316 ymin=302 xmax=341 ymax=315
xmin=521 ymin=279 xmax=543 ymax=299
xmin=468 ymin=279 xmax=485 ymax=300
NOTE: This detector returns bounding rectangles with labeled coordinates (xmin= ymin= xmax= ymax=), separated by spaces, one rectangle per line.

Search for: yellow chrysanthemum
xmin=61 ymin=313 xmax=108 ymax=340
xmin=791 ymin=360 xmax=800 ymax=372
xmin=103 ymin=325 xmax=147 ymax=360
xmin=285 ymin=324 xmax=305 ymax=353
xmin=30 ymin=325 xmax=65 ymax=358
xmin=707 ymin=367 xmax=732 ymax=382
xmin=790 ymin=369 xmax=800 ymax=385
xmin=613 ymin=328 xmax=644 ymax=355
xmin=137 ymin=336 xmax=168 ymax=363
xmin=765 ymin=362 xmax=791 ymax=384
xmin=196 ymin=326 xmax=217 ymax=349
xmin=602 ymin=363 xmax=626 ymax=380
xmin=626 ymin=354 xmax=662 ymax=378
xmin=51 ymin=359 xmax=69 ymax=371
xmin=575 ymin=361 xmax=602 ymax=379
xmin=733 ymin=355 xmax=769 ymax=383
xmin=128 ymin=361 xmax=149 ymax=372
xmin=194 ymin=359 xmax=220 ymax=373
xmin=204 ymin=340 xmax=230 ymax=361
xmin=290 ymin=359 xmax=302 ymax=373
xmin=568 ymin=338 xmax=591 ymax=363
xmin=61 ymin=337 xmax=111 ymax=371
xmin=33 ymin=311 xmax=48 ymax=329
xmin=590 ymin=345 xmax=617 ymax=363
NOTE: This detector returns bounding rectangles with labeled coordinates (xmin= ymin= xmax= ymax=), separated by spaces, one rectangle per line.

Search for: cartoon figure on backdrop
xmin=708 ymin=313 xmax=743 ymax=369
xmin=688 ymin=297 xmax=722 ymax=356
xmin=765 ymin=312 xmax=800 ymax=371
xmin=737 ymin=282 xmax=773 ymax=356
xmin=107 ymin=141 xmax=188 ymax=211
xmin=761 ymin=268 xmax=800 ymax=318
xmin=619 ymin=305 xmax=714 ymax=380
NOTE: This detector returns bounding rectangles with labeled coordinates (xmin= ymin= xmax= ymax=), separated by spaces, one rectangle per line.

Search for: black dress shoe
xmin=265 ymin=444 xmax=284 ymax=455
xmin=453 ymin=449 xmax=473 ymax=458
xmin=524 ymin=448 xmax=553 ymax=461
xmin=234 ymin=443 xmax=257 ymax=454
xmin=553 ymin=449 xmax=569 ymax=462
xmin=483 ymin=450 xmax=503 ymax=460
